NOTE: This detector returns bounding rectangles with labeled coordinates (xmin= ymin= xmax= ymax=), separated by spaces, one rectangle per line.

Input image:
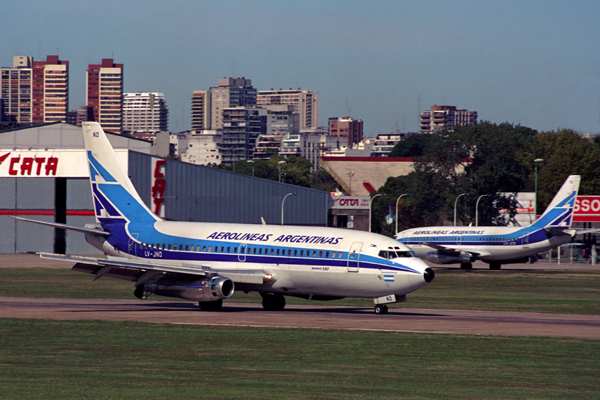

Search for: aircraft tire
xmin=262 ymin=294 xmax=286 ymax=311
xmin=489 ymin=262 xmax=502 ymax=270
xmin=199 ymin=299 xmax=223 ymax=311
xmin=460 ymin=263 xmax=473 ymax=270
xmin=374 ymin=304 xmax=388 ymax=314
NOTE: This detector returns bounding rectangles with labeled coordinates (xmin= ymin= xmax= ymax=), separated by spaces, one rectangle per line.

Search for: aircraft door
xmin=128 ymin=233 xmax=139 ymax=256
xmin=347 ymin=242 xmax=363 ymax=272
xmin=238 ymin=243 xmax=247 ymax=262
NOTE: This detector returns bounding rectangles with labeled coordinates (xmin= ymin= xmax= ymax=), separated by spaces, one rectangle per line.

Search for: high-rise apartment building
xmin=419 ymin=105 xmax=478 ymax=133
xmin=86 ymin=58 xmax=124 ymax=133
xmin=210 ymin=78 xmax=256 ymax=130
xmin=257 ymin=89 xmax=319 ymax=130
xmin=1 ymin=55 xmax=69 ymax=124
xmin=221 ymin=106 xmax=266 ymax=165
xmin=122 ymin=92 xmax=168 ymax=134
xmin=191 ymin=90 xmax=211 ymax=131
xmin=1 ymin=56 xmax=33 ymax=123
xmin=329 ymin=116 xmax=363 ymax=148
xmin=32 ymin=55 xmax=69 ymax=123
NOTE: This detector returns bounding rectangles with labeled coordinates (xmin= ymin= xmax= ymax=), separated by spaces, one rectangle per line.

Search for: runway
xmin=2 ymin=254 xmax=599 ymax=340
xmin=1 ymin=296 xmax=599 ymax=340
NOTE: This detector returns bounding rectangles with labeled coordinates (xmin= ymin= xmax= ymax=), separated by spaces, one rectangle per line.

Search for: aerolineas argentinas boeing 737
xmin=395 ymin=175 xmax=581 ymax=270
xmin=18 ymin=122 xmax=434 ymax=314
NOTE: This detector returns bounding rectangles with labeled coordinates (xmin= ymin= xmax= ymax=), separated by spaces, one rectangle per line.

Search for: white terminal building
xmin=122 ymin=92 xmax=169 ymax=135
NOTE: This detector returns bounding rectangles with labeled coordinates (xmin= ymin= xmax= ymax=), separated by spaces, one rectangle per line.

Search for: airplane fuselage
xmin=88 ymin=219 xmax=431 ymax=299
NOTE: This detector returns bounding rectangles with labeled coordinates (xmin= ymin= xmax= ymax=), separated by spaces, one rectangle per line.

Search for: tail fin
xmin=83 ymin=122 xmax=158 ymax=225
xmin=533 ymin=175 xmax=580 ymax=229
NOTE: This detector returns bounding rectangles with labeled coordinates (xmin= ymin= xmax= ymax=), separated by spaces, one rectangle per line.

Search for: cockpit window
xmin=379 ymin=246 xmax=415 ymax=259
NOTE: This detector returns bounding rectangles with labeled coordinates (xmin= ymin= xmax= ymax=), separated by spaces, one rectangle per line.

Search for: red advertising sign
xmin=574 ymin=196 xmax=600 ymax=222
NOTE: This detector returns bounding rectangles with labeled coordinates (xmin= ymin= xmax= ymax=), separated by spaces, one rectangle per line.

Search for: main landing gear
xmin=261 ymin=293 xmax=286 ymax=311
xmin=374 ymin=304 xmax=388 ymax=314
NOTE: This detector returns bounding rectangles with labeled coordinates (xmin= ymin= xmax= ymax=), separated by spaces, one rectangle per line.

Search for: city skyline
xmin=4 ymin=0 xmax=600 ymax=135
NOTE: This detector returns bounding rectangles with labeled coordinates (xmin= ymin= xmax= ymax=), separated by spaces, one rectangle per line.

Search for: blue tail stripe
xmin=97 ymin=183 xmax=156 ymax=222
xmin=87 ymin=151 xmax=117 ymax=183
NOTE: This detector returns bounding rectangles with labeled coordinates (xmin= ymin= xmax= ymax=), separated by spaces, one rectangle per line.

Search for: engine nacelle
xmin=425 ymin=251 xmax=472 ymax=265
xmin=145 ymin=276 xmax=234 ymax=301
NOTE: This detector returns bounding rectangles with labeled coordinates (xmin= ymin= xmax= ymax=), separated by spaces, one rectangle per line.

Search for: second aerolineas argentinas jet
xmin=395 ymin=175 xmax=585 ymax=270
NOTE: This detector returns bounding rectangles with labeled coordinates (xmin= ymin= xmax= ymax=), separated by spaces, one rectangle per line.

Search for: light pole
xmin=395 ymin=193 xmax=410 ymax=235
xmin=534 ymin=158 xmax=543 ymax=218
xmin=278 ymin=160 xmax=286 ymax=183
xmin=475 ymin=194 xmax=491 ymax=226
xmin=247 ymin=160 xmax=255 ymax=177
xmin=346 ymin=171 xmax=355 ymax=195
xmin=369 ymin=193 xmax=384 ymax=232
xmin=281 ymin=192 xmax=296 ymax=225
xmin=453 ymin=192 xmax=469 ymax=226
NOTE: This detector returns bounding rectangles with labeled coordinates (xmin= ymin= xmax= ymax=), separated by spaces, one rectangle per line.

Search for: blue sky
xmin=4 ymin=0 xmax=600 ymax=135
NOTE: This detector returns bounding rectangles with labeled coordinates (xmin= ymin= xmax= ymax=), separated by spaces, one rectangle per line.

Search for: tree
xmin=388 ymin=134 xmax=433 ymax=157
xmin=376 ymin=122 xmax=538 ymax=230
xmin=533 ymin=129 xmax=600 ymax=211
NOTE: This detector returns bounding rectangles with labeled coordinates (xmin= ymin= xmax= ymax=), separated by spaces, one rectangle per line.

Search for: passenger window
xmin=202 ymin=246 xmax=206 ymax=252
xmin=338 ymin=252 xmax=343 ymax=258
xmin=259 ymin=248 xmax=263 ymax=255
xmin=270 ymin=248 xmax=274 ymax=255
xmin=185 ymin=245 xmax=189 ymax=251
xmin=167 ymin=244 xmax=171 ymax=250
xmin=208 ymin=246 xmax=212 ymax=252
xmin=276 ymin=249 xmax=280 ymax=256
xmin=233 ymin=247 xmax=237 ymax=253
xmin=312 ymin=251 xmax=317 ymax=257
xmin=294 ymin=249 xmax=297 ymax=256
xmin=227 ymin=246 xmax=230 ymax=253
xmin=300 ymin=250 xmax=304 ymax=257
xmin=325 ymin=251 xmax=329 ymax=258
xmin=254 ymin=248 xmax=257 ymax=254
xmin=179 ymin=244 xmax=183 ymax=251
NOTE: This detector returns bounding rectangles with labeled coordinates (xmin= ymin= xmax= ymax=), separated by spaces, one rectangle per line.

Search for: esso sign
xmin=574 ymin=197 xmax=600 ymax=213
xmin=574 ymin=196 xmax=600 ymax=222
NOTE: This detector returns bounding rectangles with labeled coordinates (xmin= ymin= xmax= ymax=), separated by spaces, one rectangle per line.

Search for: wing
xmin=420 ymin=243 xmax=491 ymax=258
xmin=40 ymin=253 xmax=270 ymax=285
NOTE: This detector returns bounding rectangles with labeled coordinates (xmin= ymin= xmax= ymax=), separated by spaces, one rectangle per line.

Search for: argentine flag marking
xmin=383 ymin=275 xmax=395 ymax=282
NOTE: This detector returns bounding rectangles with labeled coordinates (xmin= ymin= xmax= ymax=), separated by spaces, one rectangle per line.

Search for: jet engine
xmin=425 ymin=251 xmax=472 ymax=265
xmin=141 ymin=276 xmax=234 ymax=301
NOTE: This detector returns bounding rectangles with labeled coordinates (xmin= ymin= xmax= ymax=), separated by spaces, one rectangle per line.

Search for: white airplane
xmin=15 ymin=121 xmax=434 ymax=314
xmin=395 ymin=175 xmax=586 ymax=270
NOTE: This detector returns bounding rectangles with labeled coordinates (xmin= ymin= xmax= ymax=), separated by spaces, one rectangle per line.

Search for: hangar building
xmin=0 ymin=123 xmax=330 ymax=254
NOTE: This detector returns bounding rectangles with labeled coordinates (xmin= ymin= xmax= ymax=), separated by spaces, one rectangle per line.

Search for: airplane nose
xmin=424 ymin=267 xmax=435 ymax=283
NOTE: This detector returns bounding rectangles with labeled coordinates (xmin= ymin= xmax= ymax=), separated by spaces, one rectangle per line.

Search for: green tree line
xmin=372 ymin=123 xmax=600 ymax=236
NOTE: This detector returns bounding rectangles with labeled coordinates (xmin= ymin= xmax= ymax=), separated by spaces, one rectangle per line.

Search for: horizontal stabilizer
xmin=11 ymin=216 xmax=110 ymax=236
xmin=544 ymin=228 xmax=574 ymax=238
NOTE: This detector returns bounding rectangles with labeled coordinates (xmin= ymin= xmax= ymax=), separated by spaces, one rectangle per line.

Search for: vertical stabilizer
xmin=534 ymin=175 xmax=580 ymax=229
xmin=82 ymin=122 xmax=158 ymax=224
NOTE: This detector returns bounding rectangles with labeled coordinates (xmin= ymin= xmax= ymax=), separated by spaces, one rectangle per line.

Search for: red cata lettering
xmin=45 ymin=157 xmax=58 ymax=175
xmin=9 ymin=158 xmax=19 ymax=175
xmin=35 ymin=157 xmax=46 ymax=175
xmin=152 ymin=159 xmax=166 ymax=215
xmin=5 ymin=156 xmax=58 ymax=176
xmin=154 ymin=159 xmax=166 ymax=178
xmin=20 ymin=157 xmax=34 ymax=175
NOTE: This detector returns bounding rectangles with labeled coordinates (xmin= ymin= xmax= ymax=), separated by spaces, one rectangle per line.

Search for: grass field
xmin=1 ymin=319 xmax=599 ymax=399
xmin=1 ymin=267 xmax=599 ymax=314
